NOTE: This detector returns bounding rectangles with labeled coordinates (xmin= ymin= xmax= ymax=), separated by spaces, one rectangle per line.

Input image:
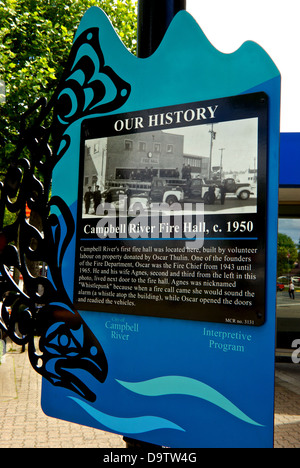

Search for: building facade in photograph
xmin=83 ymin=137 xmax=108 ymax=192
xmin=84 ymin=129 xmax=209 ymax=190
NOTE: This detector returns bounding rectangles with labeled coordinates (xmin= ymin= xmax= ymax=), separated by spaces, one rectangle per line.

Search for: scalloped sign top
xmin=73 ymin=7 xmax=280 ymax=112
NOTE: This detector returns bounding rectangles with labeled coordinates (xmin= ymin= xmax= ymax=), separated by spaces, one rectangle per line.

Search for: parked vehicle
xmin=102 ymin=187 xmax=128 ymax=211
xmin=222 ymin=177 xmax=255 ymax=200
xmin=277 ymin=276 xmax=300 ymax=286
xmin=181 ymin=178 xmax=217 ymax=204
xmin=149 ymin=177 xmax=218 ymax=205
xmin=128 ymin=194 xmax=149 ymax=214
xmin=105 ymin=173 xmax=256 ymax=210
xmin=149 ymin=178 xmax=183 ymax=205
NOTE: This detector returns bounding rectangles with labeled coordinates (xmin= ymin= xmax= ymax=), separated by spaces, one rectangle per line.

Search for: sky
xmin=278 ymin=218 xmax=300 ymax=245
xmin=186 ymin=0 xmax=299 ymax=133
xmin=165 ymin=118 xmax=258 ymax=172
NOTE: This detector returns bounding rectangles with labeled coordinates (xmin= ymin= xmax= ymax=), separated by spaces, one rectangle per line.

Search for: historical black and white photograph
xmin=81 ymin=117 xmax=258 ymax=219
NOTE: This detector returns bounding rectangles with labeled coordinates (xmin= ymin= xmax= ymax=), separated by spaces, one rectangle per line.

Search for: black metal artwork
xmin=0 ymin=25 xmax=131 ymax=402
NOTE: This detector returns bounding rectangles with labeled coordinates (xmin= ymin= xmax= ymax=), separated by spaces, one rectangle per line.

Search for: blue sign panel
xmin=280 ymin=133 xmax=300 ymax=187
xmin=41 ymin=8 xmax=280 ymax=447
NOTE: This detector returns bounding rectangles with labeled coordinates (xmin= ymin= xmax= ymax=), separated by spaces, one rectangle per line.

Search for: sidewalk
xmin=1 ymin=344 xmax=300 ymax=448
xmin=0 ymin=345 xmax=126 ymax=449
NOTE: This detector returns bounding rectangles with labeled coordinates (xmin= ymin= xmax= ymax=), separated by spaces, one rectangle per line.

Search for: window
xmin=139 ymin=141 xmax=146 ymax=151
xmin=154 ymin=143 xmax=161 ymax=153
xmin=125 ymin=140 xmax=133 ymax=150
xmin=167 ymin=144 xmax=173 ymax=153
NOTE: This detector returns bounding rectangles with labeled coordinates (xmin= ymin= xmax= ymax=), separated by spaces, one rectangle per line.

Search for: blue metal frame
xmin=280 ymin=133 xmax=300 ymax=187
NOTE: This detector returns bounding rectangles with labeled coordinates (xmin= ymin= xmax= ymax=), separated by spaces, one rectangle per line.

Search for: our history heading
xmin=114 ymin=105 xmax=219 ymax=132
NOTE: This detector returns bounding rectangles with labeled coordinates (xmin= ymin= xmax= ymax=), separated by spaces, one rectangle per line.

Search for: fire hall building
xmin=83 ymin=130 xmax=209 ymax=190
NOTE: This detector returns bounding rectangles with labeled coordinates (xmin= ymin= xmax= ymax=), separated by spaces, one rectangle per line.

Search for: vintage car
xmin=149 ymin=178 xmax=184 ymax=205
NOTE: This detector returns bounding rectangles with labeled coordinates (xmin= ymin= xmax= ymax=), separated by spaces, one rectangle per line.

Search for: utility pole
xmin=219 ymin=147 xmax=225 ymax=180
xmin=208 ymin=124 xmax=216 ymax=180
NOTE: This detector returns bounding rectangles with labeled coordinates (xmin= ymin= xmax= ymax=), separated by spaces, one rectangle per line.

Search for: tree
xmin=0 ymin=0 xmax=137 ymax=168
xmin=277 ymin=233 xmax=298 ymax=277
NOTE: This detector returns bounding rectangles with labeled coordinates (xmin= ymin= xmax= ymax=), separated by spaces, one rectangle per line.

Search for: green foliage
xmin=277 ymin=233 xmax=298 ymax=276
xmin=0 ymin=0 xmax=137 ymax=167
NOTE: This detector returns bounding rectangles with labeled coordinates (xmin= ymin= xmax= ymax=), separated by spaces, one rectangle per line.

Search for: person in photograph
xmin=84 ymin=186 xmax=93 ymax=214
xmin=206 ymin=185 xmax=216 ymax=204
xmin=220 ymin=181 xmax=227 ymax=205
xmin=93 ymin=185 xmax=102 ymax=214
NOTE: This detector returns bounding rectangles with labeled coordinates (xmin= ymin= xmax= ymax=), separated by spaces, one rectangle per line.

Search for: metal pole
xmin=208 ymin=124 xmax=215 ymax=180
xmin=137 ymin=0 xmax=186 ymax=58
xmin=123 ymin=0 xmax=186 ymax=448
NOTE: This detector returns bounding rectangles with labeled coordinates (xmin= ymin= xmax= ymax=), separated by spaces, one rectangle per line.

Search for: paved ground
xmin=0 ymin=345 xmax=126 ymax=449
xmin=1 ymin=343 xmax=300 ymax=448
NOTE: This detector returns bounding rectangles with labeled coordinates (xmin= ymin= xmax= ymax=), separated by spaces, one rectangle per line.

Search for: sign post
xmin=0 ymin=1 xmax=280 ymax=449
xmin=137 ymin=0 xmax=186 ymax=58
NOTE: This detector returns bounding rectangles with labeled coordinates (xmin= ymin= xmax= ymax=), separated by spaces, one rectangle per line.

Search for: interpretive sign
xmin=74 ymin=93 xmax=267 ymax=326
xmin=39 ymin=7 xmax=280 ymax=448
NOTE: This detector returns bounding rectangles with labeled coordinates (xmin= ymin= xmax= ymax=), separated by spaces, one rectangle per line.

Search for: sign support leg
xmin=137 ymin=0 xmax=186 ymax=58
xmin=124 ymin=0 xmax=186 ymax=449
